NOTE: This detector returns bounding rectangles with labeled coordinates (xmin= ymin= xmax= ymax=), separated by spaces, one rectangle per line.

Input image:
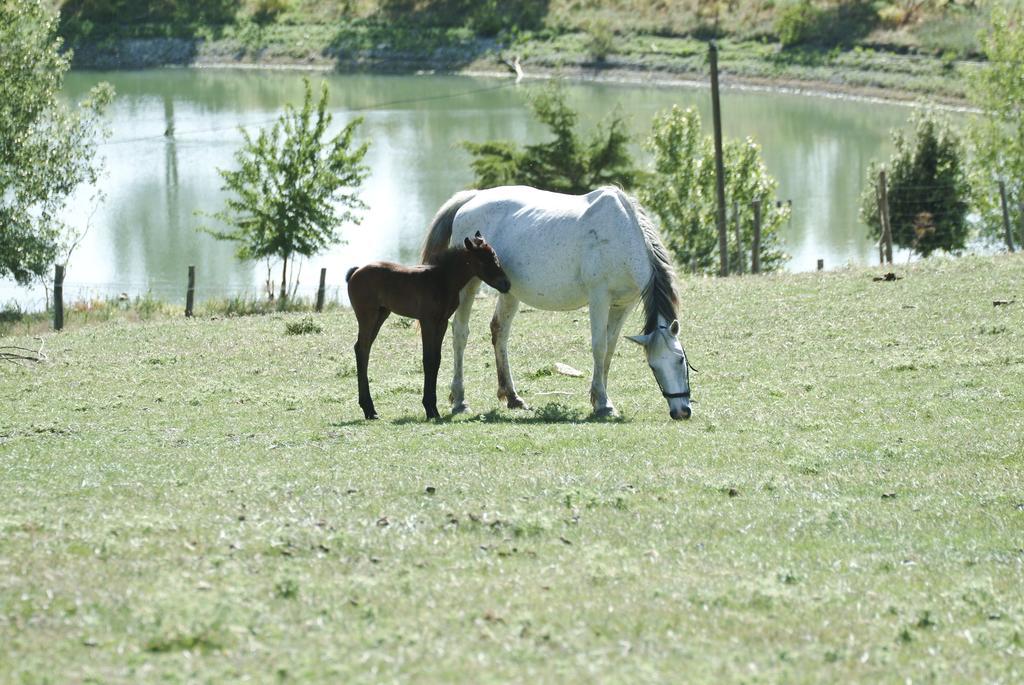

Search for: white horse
xmin=420 ymin=185 xmax=693 ymax=420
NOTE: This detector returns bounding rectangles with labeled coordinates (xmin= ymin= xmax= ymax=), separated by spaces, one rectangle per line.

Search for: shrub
xmin=379 ymin=0 xmax=545 ymax=34
xmin=462 ymin=83 xmax=637 ymax=194
xmin=775 ymin=0 xmax=822 ymax=48
xmin=284 ymin=316 xmax=323 ymax=335
xmin=639 ymin=106 xmax=789 ymax=274
xmin=860 ymin=113 xmax=971 ymax=257
xmin=585 ymin=19 xmax=615 ymax=62
xmin=967 ymin=4 xmax=1024 ymax=248
xmin=248 ymin=0 xmax=290 ymax=26
xmin=775 ymin=0 xmax=877 ymax=48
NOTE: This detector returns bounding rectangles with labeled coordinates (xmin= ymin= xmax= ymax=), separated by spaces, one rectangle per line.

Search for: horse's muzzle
xmin=670 ymin=405 xmax=691 ymax=420
xmin=496 ymin=279 xmax=512 ymax=293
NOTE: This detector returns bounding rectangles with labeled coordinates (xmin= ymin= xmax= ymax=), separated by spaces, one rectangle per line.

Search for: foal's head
xmin=464 ymin=232 xmax=511 ymax=293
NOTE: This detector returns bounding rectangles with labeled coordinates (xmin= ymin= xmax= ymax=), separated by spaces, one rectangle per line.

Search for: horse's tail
xmin=420 ymin=190 xmax=479 ymax=264
xmin=617 ymin=189 xmax=679 ymax=335
xmin=345 ymin=266 xmax=358 ymax=283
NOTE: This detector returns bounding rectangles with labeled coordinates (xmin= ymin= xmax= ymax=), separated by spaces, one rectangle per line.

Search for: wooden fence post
xmin=185 ymin=265 xmax=195 ymax=318
xmin=817 ymin=258 xmax=824 ymax=271
xmin=732 ymin=200 xmax=744 ymax=274
xmin=709 ymin=41 xmax=729 ymax=277
xmin=316 ymin=267 xmax=327 ymax=312
xmin=998 ymin=181 xmax=1016 ymax=253
xmin=751 ymin=199 xmax=762 ymax=274
xmin=53 ymin=264 xmax=64 ymax=332
xmin=1018 ymin=201 xmax=1024 ymax=251
xmin=878 ymin=170 xmax=894 ymax=264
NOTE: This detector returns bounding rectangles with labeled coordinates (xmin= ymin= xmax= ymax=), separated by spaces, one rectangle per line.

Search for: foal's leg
xmin=420 ymin=318 xmax=446 ymax=420
xmin=588 ymin=290 xmax=615 ymax=417
xmin=354 ymin=307 xmax=389 ymax=420
xmin=491 ymin=293 xmax=527 ymax=409
xmin=449 ymin=279 xmax=480 ymax=414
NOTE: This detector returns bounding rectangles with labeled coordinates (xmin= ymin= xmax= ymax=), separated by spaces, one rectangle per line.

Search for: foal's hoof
xmin=506 ymin=396 xmax=530 ymax=410
xmin=363 ymin=412 xmax=379 ymax=420
xmin=592 ymin=406 xmax=619 ymax=419
xmin=451 ymin=402 xmax=471 ymax=415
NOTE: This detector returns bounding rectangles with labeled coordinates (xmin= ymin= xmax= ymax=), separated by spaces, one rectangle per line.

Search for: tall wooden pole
xmin=732 ymin=200 xmax=744 ymax=274
xmin=709 ymin=41 xmax=729 ymax=277
xmin=751 ymin=199 xmax=762 ymax=274
xmin=878 ymin=170 xmax=894 ymax=265
xmin=53 ymin=264 xmax=65 ymax=332
xmin=1018 ymin=201 xmax=1024 ymax=251
xmin=185 ymin=265 xmax=195 ymax=317
xmin=316 ymin=267 xmax=327 ymax=312
xmin=998 ymin=180 xmax=1016 ymax=253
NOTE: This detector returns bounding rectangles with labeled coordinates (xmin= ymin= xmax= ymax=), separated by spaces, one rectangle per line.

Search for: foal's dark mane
xmin=426 ymin=245 xmax=470 ymax=269
xmin=618 ymin=191 xmax=679 ymax=335
xmin=426 ymin=242 xmax=496 ymax=272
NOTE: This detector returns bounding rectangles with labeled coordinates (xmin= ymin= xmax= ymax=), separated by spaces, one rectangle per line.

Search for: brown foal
xmin=346 ymin=232 xmax=511 ymax=420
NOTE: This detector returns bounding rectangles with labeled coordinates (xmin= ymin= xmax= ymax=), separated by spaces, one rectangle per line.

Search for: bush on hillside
xmin=248 ymin=0 xmax=291 ymax=26
xmin=775 ymin=0 xmax=822 ymax=47
xmin=58 ymin=0 xmax=237 ymax=37
xmin=379 ymin=0 xmax=546 ymax=34
xmin=775 ymin=0 xmax=877 ymax=48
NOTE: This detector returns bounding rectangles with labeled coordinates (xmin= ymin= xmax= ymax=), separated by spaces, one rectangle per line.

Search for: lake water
xmin=2 ymin=69 xmax=917 ymax=310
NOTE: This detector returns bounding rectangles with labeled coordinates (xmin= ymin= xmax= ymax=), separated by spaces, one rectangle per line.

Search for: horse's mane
xmin=617 ymin=190 xmax=679 ymax=335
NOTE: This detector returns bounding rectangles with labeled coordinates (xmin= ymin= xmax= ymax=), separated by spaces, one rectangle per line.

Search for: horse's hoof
xmin=592 ymin=406 xmax=618 ymax=419
xmin=451 ymin=402 xmax=471 ymax=415
xmin=364 ymin=413 xmax=379 ymax=420
xmin=507 ymin=397 xmax=530 ymax=410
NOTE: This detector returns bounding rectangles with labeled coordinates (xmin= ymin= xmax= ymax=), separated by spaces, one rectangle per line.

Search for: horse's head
xmin=465 ymin=231 xmax=511 ymax=293
xmin=626 ymin=319 xmax=692 ymax=420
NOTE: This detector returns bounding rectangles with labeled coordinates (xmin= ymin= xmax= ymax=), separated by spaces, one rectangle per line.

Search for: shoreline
xmin=177 ymin=59 xmax=979 ymax=114
xmin=65 ymin=34 xmax=976 ymax=110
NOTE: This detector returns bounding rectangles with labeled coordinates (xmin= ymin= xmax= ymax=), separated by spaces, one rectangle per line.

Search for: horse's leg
xmin=449 ymin=279 xmax=480 ymax=414
xmin=354 ymin=307 xmax=389 ymax=420
xmin=601 ymin=304 xmax=634 ymax=414
xmin=491 ymin=293 xmax=527 ymax=409
xmin=588 ymin=290 xmax=615 ymax=417
xmin=420 ymin=318 xmax=445 ymax=420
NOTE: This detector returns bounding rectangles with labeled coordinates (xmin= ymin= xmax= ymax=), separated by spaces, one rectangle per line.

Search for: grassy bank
xmin=2 ymin=255 xmax=1023 ymax=682
xmin=54 ymin=1 xmax=994 ymax=102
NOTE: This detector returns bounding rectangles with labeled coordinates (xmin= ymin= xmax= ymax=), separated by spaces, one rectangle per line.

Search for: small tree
xmin=206 ymin=79 xmax=370 ymax=301
xmin=0 ymin=0 xmax=112 ymax=285
xmin=462 ymin=83 xmax=637 ymax=193
xmin=860 ymin=113 xmax=970 ymax=257
xmin=968 ymin=4 xmax=1024 ymax=247
xmin=639 ymin=106 xmax=789 ymax=274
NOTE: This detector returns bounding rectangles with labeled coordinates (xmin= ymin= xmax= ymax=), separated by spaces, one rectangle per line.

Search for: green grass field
xmin=2 ymin=255 xmax=1023 ymax=682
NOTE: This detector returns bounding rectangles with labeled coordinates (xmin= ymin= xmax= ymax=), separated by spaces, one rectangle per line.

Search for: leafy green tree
xmin=206 ymin=79 xmax=370 ymax=301
xmin=639 ymin=106 xmax=789 ymax=274
xmin=968 ymin=3 xmax=1024 ymax=248
xmin=0 ymin=0 xmax=112 ymax=285
xmin=463 ymin=83 xmax=638 ymax=194
xmin=860 ymin=112 xmax=970 ymax=257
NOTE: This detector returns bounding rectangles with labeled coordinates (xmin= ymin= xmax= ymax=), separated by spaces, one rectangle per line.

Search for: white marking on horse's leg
xmin=602 ymin=305 xmax=633 ymax=409
xmin=491 ymin=293 xmax=527 ymax=409
xmin=450 ymin=279 xmax=480 ymax=414
xmin=588 ymin=290 xmax=613 ymax=415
